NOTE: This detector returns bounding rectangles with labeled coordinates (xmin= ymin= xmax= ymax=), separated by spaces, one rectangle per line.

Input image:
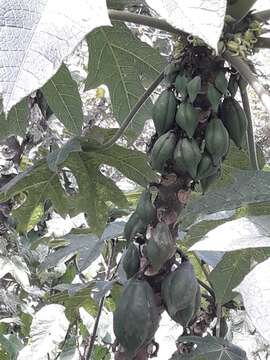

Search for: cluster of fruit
xmin=150 ymin=65 xmax=248 ymax=193
xmin=113 ymin=56 xmax=249 ymax=357
xmin=113 ymin=261 xmax=200 ymax=356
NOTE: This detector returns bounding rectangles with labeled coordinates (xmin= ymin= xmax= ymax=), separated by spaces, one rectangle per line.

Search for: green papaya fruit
xmin=175 ymin=102 xmax=199 ymax=138
xmin=152 ymin=89 xmax=177 ymax=136
xmin=175 ymin=74 xmax=189 ymax=98
xmin=187 ymin=75 xmax=201 ymax=103
xmin=181 ymin=138 xmax=202 ymax=179
xmin=164 ymin=62 xmax=181 ymax=85
xmin=228 ymin=73 xmax=239 ymax=98
xmin=201 ymin=167 xmax=222 ymax=194
xmin=136 ymin=189 xmax=156 ymax=225
xmin=207 ymin=83 xmax=222 ymax=113
xmin=205 ymin=117 xmax=229 ymax=164
xmin=221 ymin=97 xmax=248 ymax=148
xmin=146 ymin=222 xmax=176 ymax=272
xmin=113 ymin=279 xmax=159 ymax=355
xmin=173 ymin=138 xmax=187 ymax=174
xmin=150 ymin=131 xmax=177 ymax=173
xmin=215 ymin=71 xmax=228 ymax=95
xmin=171 ymin=302 xmax=195 ymax=327
xmin=122 ymin=243 xmax=140 ymax=279
xmin=161 ymin=261 xmax=198 ymax=316
xmin=226 ymin=0 xmax=257 ymax=21
xmin=124 ymin=212 xmax=146 ymax=243
xmin=196 ymin=153 xmax=217 ymax=180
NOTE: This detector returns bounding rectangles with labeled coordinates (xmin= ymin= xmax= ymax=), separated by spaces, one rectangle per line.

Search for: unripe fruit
xmin=146 ymin=222 xmax=176 ymax=272
xmin=136 ymin=189 xmax=156 ymax=225
xmin=124 ymin=212 xmax=146 ymax=243
xmin=113 ymin=279 xmax=159 ymax=355
xmin=205 ymin=117 xmax=229 ymax=164
xmin=221 ymin=97 xmax=247 ymax=148
xmin=122 ymin=243 xmax=140 ymax=279
xmin=175 ymin=102 xmax=199 ymax=138
xmin=150 ymin=131 xmax=177 ymax=173
xmin=152 ymin=89 xmax=177 ymax=136
xmin=196 ymin=153 xmax=217 ymax=180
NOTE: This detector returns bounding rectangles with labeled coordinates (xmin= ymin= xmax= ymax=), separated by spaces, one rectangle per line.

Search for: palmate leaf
xmin=0 ymin=100 xmax=29 ymax=140
xmin=234 ymin=257 xmax=270 ymax=343
xmin=209 ymin=248 xmax=270 ymax=305
xmin=0 ymin=134 xmax=156 ymax=234
xmin=65 ymin=152 xmax=128 ymax=234
xmin=42 ymin=64 xmax=84 ymax=135
xmin=170 ymin=335 xmax=247 ymax=360
xmin=180 ymin=170 xmax=270 ymax=229
xmin=0 ymin=0 xmax=110 ymax=114
xmin=17 ymin=305 xmax=69 ymax=360
xmin=85 ymin=22 xmax=165 ymax=140
xmin=0 ymin=161 xmax=70 ymax=233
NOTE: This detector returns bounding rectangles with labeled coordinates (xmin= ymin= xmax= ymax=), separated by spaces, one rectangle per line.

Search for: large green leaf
xmin=65 ymin=152 xmax=128 ymax=234
xmin=0 ymin=131 xmax=157 ymax=234
xmin=209 ymin=248 xmax=270 ymax=305
xmin=48 ymin=287 xmax=98 ymax=322
xmin=180 ymin=170 xmax=270 ymax=228
xmin=41 ymin=222 xmax=124 ymax=271
xmin=42 ymin=64 xmax=84 ymax=135
xmin=0 ymin=161 xmax=70 ymax=233
xmin=85 ymin=22 xmax=165 ymax=139
xmin=170 ymin=335 xmax=247 ymax=359
xmin=0 ymin=100 xmax=29 ymax=140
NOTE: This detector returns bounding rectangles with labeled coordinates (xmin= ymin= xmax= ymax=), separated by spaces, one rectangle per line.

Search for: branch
xmin=239 ymin=79 xmax=259 ymax=170
xmin=100 ymin=71 xmax=164 ymax=150
xmin=223 ymin=50 xmax=270 ymax=116
xmin=84 ymin=241 xmax=115 ymax=360
xmin=215 ymin=304 xmax=222 ymax=338
xmin=255 ymin=37 xmax=270 ymax=49
xmin=197 ymin=278 xmax=215 ymax=299
xmin=253 ymin=9 xmax=270 ymax=22
xmin=108 ymin=9 xmax=183 ymax=35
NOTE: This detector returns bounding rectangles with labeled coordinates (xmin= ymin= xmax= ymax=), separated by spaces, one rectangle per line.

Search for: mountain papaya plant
xmin=0 ymin=0 xmax=270 ymax=359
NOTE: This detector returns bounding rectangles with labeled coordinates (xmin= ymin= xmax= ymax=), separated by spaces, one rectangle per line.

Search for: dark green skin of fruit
xmin=146 ymin=222 xmax=176 ymax=272
xmin=136 ymin=190 xmax=156 ymax=225
xmin=221 ymin=97 xmax=248 ymax=148
xmin=173 ymin=138 xmax=187 ymax=174
xmin=161 ymin=261 xmax=198 ymax=316
xmin=228 ymin=73 xmax=239 ymax=98
xmin=175 ymin=102 xmax=199 ymax=138
xmin=122 ymin=243 xmax=140 ymax=279
xmin=171 ymin=302 xmax=195 ymax=327
xmin=196 ymin=153 xmax=217 ymax=180
xmin=201 ymin=167 xmax=221 ymax=194
xmin=181 ymin=138 xmax=202 ymax=179
xmin=113 ymin=279 xmax=159 ymax=355
xmin=124 ymin=212 xmax=146 ymax=243
xmin=150 ymin=131 xmax=177 ymax=173
xmin=152 ymin=89 xmax=177 ymax=137
xmin=175 ymin=74 xmax=189 ymax=98
xmin=205 ymin=117 xmax=229 ymax=165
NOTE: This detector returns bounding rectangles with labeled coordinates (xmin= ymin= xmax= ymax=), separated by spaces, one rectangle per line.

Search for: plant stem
xmin=108 ymin=9 xmax=183 ymax=35
xmin=194 ymin=253 xmax=212 ymax=285
xmin=100 ymin=71 xmax=164 ymax=150
xmin=255 ymin=37 xmax=270 ymax=49
xmin=253 ymin=9 xmax=270 ymax=22
xmin=223 ymin=50 xmax=270 ymax=116
xmin=215 ymin=304 xmax=222 ymax=337
xmin=239 ymin=80 xmax=259 ymax=170
xmin=197 ymin=278 xmax=215 ymax=299
xmin=84 ymin=241 xmax=115 ymax=360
